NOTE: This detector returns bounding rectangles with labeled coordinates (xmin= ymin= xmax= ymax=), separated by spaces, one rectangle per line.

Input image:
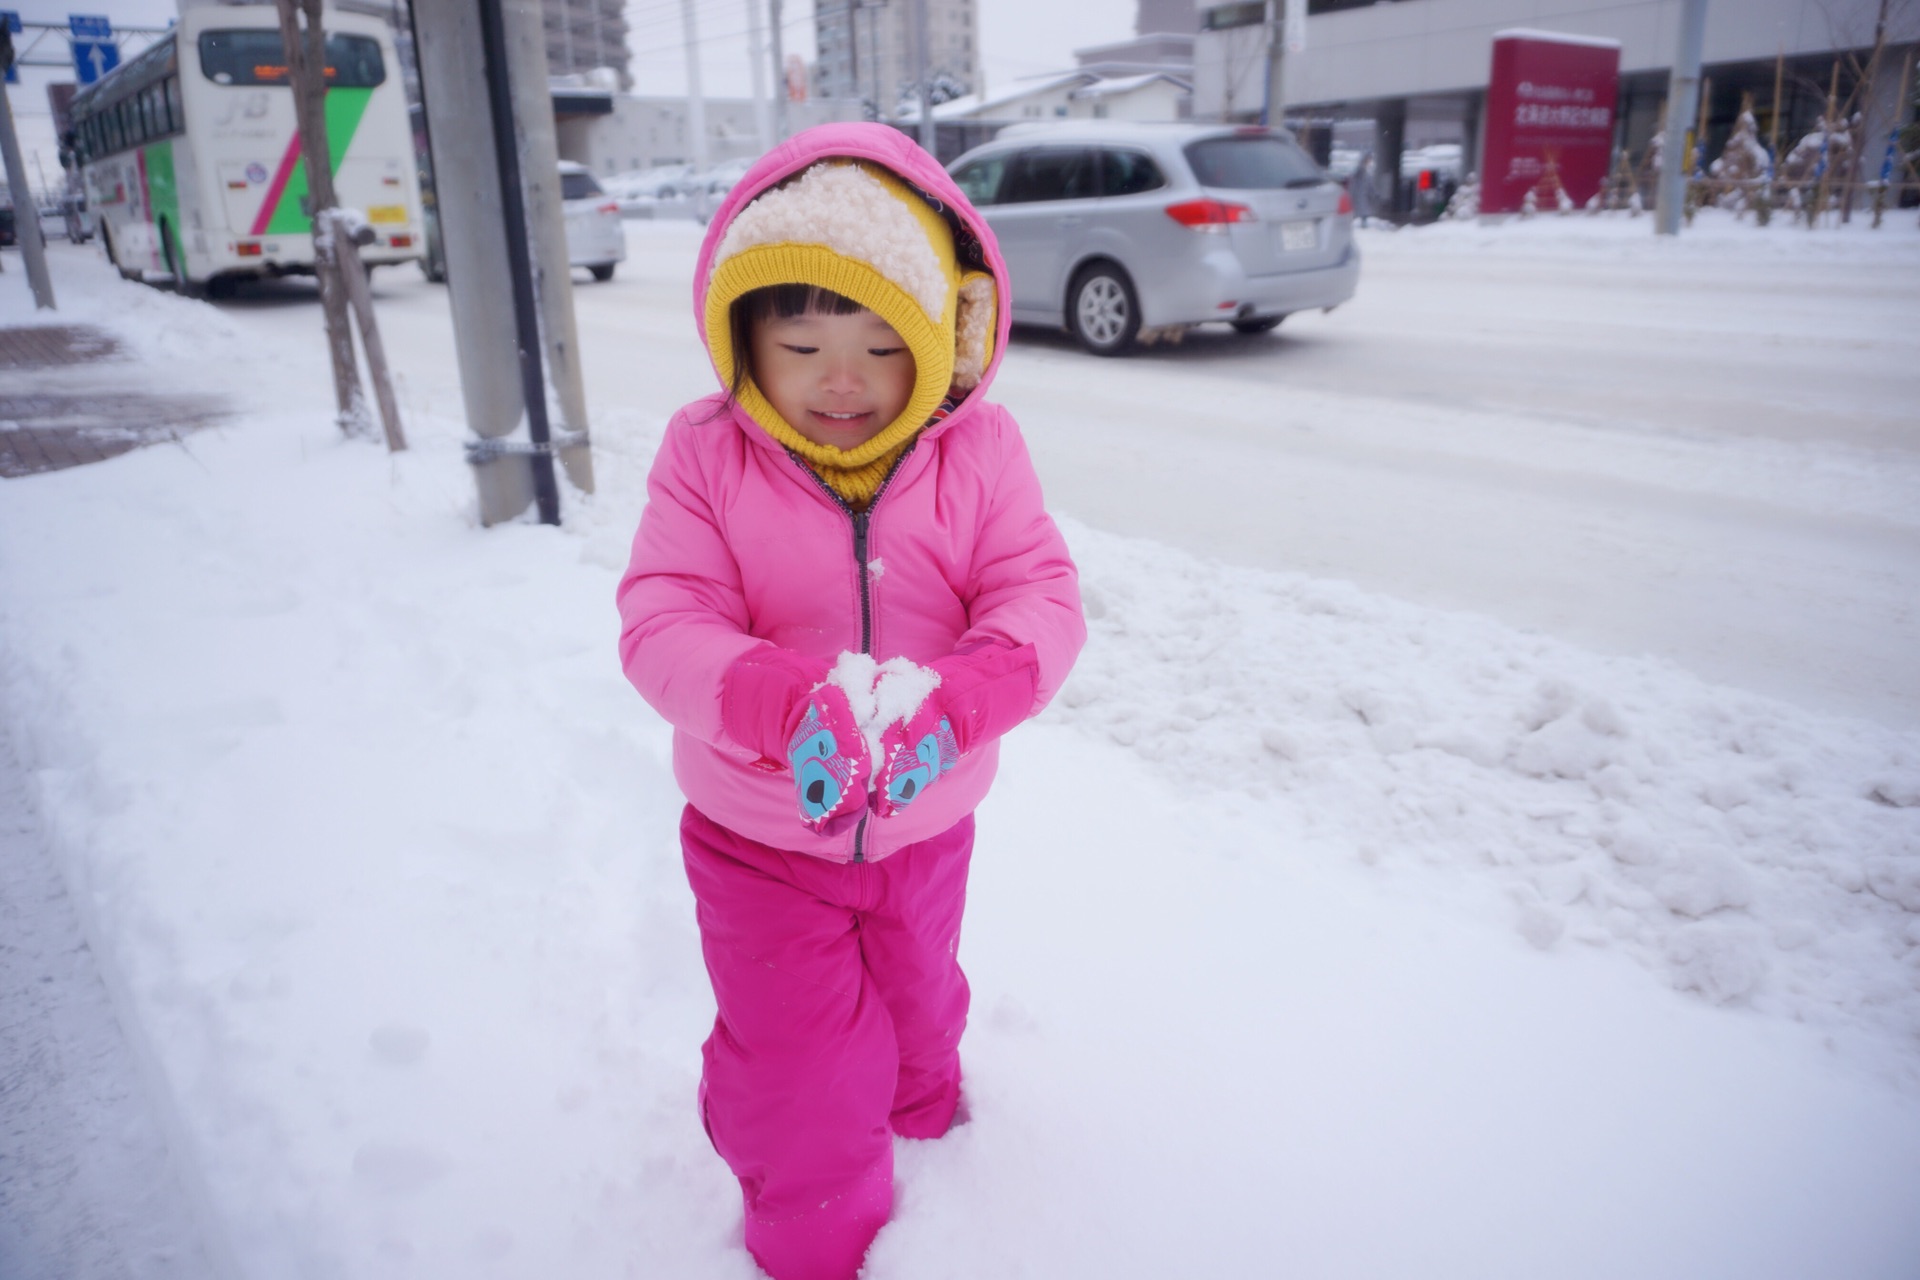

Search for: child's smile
xmin=749 ymin=309 xmax=918 ymax=451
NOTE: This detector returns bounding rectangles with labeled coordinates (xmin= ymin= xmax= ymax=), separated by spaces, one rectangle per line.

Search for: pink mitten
xmin=872 ymin=643 xmax=1038 ymax=818
xmin=723 ymin=649 xmax=872 ymax=832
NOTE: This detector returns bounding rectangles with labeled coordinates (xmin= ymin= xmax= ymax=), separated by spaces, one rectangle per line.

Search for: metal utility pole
xmin=1262 ymin=0 xmax=1284 ymax=125
xmin=0 ymin=26 xmax=56 ymax=309
xmin=681 ymin=0 xmax=710 ymax=173
xmin=769 ymin=0 xmax=789 ymax=143
xmin=477 ymin=0 xmax=561 ymax=524
xmin=1262 ymin=0 xmax=1303 ymax=128
xmin=912 ymin=0 xmax=933 ymax=151
xmin=500 ymin=0 xmax=592 ymax=498
xmin=413 ymin=0 xmax=592 ymax=524
xmin=1656 ymin=0 xmax=1708 ymax=235
xmin=746 ymin=0 xmax=773 ymax=154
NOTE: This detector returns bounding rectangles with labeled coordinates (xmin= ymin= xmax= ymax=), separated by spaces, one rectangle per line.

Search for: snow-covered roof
xmin=898 ymin=71 xmax=1096 ymax=122
xmin=1069 ymin=72 xmax=1193 ymax=100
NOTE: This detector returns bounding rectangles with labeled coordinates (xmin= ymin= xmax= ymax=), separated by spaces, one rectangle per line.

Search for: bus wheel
xmin=161 ymin=221 xmax=205 ymax=299
xmin=102 ymin=224 xmax=138 ymax=281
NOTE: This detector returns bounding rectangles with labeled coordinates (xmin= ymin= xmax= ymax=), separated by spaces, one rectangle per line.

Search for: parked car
xmin=947 ymin=122 xmax=1360 ymax=355
xmin=559 ymin=160 xmax=625 ymax=281
xmin=420 ymin=161 xmax=626 ymax=283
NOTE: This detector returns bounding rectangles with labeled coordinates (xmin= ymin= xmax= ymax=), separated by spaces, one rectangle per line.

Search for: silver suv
xmin=948 ymin=123 xmax=1359 ymax=355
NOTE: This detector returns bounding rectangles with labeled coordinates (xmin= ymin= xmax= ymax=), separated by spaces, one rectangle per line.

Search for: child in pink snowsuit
xmin=616 ymin=123 xmax=1085 ymax=1280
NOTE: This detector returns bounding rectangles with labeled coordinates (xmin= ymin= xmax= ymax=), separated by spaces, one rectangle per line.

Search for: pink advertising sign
xmin=1481 ymin=30 xmax=1621 ymax=214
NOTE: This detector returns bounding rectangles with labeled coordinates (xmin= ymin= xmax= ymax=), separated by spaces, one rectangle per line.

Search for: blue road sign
xmin=2 ymin=11 xmax=18 ymax=84
xmin=70 ymin=13 xmax=117 ymax=83
xmin=72 ymin=37 xmax=118 ymax=84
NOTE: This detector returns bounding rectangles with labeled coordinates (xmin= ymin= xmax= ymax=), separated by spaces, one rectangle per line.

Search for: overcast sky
xmin=2 ymin=0 xmax=1138 ymax=187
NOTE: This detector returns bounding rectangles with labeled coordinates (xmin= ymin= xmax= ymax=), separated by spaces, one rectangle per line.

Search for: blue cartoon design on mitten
xmin=786 ymin=692 xmax=870 ymax=830
xmin=875 ymin=714 xmax=960 ymax=817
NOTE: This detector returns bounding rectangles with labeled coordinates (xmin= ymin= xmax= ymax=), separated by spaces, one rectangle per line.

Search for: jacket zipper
xmin=791 ymin=447 xmax=916 ymax=862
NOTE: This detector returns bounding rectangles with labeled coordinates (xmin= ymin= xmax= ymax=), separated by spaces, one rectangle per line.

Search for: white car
xmin=421 ymin=162 xmax=628 ymax=283
xmin=560 ymin=161 xmax=625 ymax=282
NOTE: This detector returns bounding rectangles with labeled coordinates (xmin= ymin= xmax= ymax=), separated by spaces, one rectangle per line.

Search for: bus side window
xmin=166 ymin=76 xmax=184 ymax=133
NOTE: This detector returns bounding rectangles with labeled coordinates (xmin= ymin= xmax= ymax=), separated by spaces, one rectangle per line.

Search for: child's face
xmin=749 ymin=308 xmax=917 ymax=450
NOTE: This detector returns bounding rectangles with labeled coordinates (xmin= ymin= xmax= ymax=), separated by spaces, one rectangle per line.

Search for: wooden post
xmin=1770 ymin=48 xmax=1785 ymax=160
xmin=1842 ymin=0 xmax=1893 ymax=223
xmin=1810 ymin=60 xmax=1841 ymax=226
xmin=325 ymin=211 xmax=407 ymax=452
xmin=1874 ymin=48 xmax=1913 ymax=228
xmin=1686 ymin=74 xmax=1711 ymax=220
xmin=275 ymin=0 xmax=368 ymax=437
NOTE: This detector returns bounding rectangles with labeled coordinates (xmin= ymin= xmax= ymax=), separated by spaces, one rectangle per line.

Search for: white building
xmin=813 ymin=0 xmax=983 ymax=117
xmin=924 ymin=69 xmax=1192 ymax=126
xmin=551 ymin=85 xmax=863 ymax=175
xmin=542 ymin=0 xmax=631 ymax=91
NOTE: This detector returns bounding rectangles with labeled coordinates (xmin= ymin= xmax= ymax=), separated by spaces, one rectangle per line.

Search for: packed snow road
xmin=182 ymin=216 xmax=1920 ymax=732
xmin=564 ymin=216 xmax=1920 ymax=729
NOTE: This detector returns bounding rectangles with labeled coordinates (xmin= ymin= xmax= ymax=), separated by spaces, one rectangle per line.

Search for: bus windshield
xmin=198 ymin=30 xmax=386 ymax=88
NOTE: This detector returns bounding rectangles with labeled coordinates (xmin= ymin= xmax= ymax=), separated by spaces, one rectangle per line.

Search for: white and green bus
xmin=67 ymin=4 xmax=423 ymax=294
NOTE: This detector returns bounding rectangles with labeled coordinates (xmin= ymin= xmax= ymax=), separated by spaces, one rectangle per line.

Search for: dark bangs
xmin=726 ymin=284 xmax=867 ymax=402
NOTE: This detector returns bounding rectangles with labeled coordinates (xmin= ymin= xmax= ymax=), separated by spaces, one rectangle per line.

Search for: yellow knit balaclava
xmin=704 ymin=159 xmax=997 ymax=506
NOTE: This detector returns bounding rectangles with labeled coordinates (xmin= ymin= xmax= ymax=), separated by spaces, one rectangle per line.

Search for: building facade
xmin=813 ymin=0 xmax=983 ymax=118
xmin=544 ymin=0 xmax=632 ymax=91
xmin=1194 ymin=0 xmax=1919 ymax=217
xmin=554 ymin=92 xmax=864 ymax=175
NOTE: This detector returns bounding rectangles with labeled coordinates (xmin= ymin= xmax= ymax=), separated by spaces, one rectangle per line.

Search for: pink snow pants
xmin=680 ymin=804 xmax=974 ymax=1280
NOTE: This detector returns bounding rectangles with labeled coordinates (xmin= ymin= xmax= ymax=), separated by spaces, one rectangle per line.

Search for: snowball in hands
xmin=824 ymin=653 xmax=953 ymax=816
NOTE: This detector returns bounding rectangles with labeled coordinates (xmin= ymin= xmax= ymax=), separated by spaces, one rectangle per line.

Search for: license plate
xmin=367 ymin=204 xmax=408 ymax=224
xmin=1280 ymin=220 xmax=1318 ymax=251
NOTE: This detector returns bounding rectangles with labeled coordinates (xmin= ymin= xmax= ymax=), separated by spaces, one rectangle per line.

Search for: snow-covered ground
xmin=3 ymin=211 xmax=1919 ymax=1279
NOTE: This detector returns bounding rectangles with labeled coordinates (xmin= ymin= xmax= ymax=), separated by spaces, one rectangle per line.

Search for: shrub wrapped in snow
xmin=1709 ymin=107 xmax=1775 ymax=216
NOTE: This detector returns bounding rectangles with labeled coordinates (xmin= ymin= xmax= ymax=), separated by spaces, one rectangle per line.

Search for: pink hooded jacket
xmin=617 ymin=124 xmax=1086 ymax=864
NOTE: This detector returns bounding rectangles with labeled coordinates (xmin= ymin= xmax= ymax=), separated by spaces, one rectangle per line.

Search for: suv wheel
xmin=1069 ymin=263 xmax=1140 ymax=356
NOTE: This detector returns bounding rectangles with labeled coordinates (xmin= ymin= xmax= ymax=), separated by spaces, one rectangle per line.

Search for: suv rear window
xmin=1001 ymin=148 xmax=1097 ymax=204
xmin=561 ymin=171 xmax=605 ymax=200
xmin=1100 ymin=149 xmax=1166 ymax=196
xmin=199 ymin=30 xmax=387 ymax=88
xmin=1184 ymin=135 xmax=1324 ymax=189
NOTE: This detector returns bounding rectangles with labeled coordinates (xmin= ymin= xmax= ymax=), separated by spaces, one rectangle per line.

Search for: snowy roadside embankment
xmin=1052 ymin=522 xmax=1920 ymax=1070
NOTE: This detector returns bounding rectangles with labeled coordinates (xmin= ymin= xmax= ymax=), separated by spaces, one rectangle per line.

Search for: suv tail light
xmin=1165 ymin=198 xmax=1256 ymax=231
xmin=1337 ymin=188 xmax=1353 ymax=216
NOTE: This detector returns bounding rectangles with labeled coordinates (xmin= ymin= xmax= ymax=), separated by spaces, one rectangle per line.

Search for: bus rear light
xmin=236 ymin=241 xmax=263 ymax=257
xmin=388 ymin=234 xmax=414 ymax=248
xmin=1165 ymin=198 xmax=1256 ymax=231
xmin=597 ymin=201 xmax=621 ymax=216
xmin=227 ymin=180 xmax=247 ymax=190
